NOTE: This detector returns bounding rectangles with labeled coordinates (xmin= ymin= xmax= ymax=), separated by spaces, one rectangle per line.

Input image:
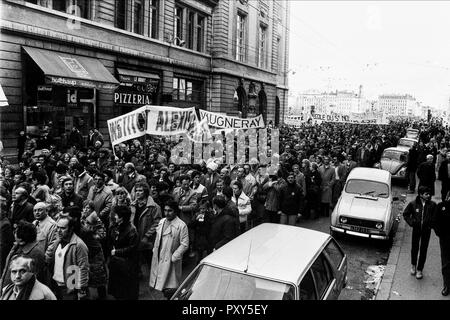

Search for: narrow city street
xmin=135 ymin=181 xmax=408 ymax=300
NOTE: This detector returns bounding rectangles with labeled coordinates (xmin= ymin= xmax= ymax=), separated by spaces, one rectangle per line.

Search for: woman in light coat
xmin=149 ymin=200 xmax=189 ymax=299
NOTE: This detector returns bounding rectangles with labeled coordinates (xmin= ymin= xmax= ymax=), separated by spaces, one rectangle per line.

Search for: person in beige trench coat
xmin=149 ymin=200 xmax=189 ymax=299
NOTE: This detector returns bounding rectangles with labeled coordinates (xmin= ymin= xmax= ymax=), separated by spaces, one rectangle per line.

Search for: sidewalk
xmin=376 ymin=179 xmax=450 ymax=300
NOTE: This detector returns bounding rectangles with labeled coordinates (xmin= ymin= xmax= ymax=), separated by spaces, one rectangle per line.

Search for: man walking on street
xmin=438 ymin=151 xmax=450 ymax=202
xmin=403 ymin=186 xmax=437 ymax=280
xmin=417 ymin=155 xmax=436 ymax=197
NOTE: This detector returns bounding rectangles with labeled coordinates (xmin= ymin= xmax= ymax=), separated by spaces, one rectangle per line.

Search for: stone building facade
xmin=0 ymin=0 xmax=289 ymax=158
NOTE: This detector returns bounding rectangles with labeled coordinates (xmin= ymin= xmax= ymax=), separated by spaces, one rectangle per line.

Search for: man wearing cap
xmin=96 ymin=148 xmax=110 ymax=172
xmin=60 ymin=177 xmax=83 ymax=211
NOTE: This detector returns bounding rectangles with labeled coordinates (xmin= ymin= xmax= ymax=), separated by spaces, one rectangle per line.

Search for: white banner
xmin=199 ymin=110 xmax=265 ymax=129
xmin=107 ymin=105 xmax=147 ymax=146
xmin=311 ymin=112 xmax=388 ymax=125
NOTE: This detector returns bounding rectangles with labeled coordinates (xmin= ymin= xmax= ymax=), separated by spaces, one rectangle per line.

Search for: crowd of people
xmin=0 ymin=118 xmax=449 ymax=300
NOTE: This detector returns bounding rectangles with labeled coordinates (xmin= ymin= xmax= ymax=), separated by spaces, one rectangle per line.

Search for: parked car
xmin=171 ymin=223 xmax=348 ymax=300
xmin=405 ymin=128 xmax=419 ymax=140
xmin=330 ymin=167 xmax=399 ymax=241
xmin=374 ymin=147 xmax=409 ymax=181
xmin=397 ymin=137 xmax=418 ymax=150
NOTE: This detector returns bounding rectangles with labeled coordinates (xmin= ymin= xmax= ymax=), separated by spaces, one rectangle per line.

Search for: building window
xmin=173 ymin=77 xmax=203 ymax=103
xmin=175 ymin=6 xmax=184 ymax=45
xmin=196 ymin=15 xmax=205 ymax=52
xmin=187 ymin=11 xmax=195 ymax=50
xmin=51 ymin=0 xmax=91 ymax=19
xmin=258 ymin=24 xmax=267 ymax=68
xmin=236 ymin=12 xmax=247 ymax=62
xmin=149 ymin=0 xmax=159 ymax=39
xmin=133 ymin=0 xmax=144 ymax=35
xmin=115 ymin=0 xmax=127 ymax=30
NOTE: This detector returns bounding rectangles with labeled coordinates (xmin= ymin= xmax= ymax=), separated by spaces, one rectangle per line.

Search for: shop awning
xmin=23 ymin=46 xmax=119 ymax=91
xmin=0 ymin=84 xmax=8 ymax=107
xmin=116 ymin=68 xmax=160 ymax=84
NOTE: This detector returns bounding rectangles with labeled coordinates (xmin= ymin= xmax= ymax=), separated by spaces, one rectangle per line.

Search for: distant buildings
xmin=378 ymin=94 xmax=421 ymax=118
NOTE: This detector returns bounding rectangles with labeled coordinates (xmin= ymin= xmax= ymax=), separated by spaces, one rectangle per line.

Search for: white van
xmin=171 ymin=223 xmax=348 ymax=300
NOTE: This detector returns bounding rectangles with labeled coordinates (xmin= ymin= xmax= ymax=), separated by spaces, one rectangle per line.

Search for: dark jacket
xmin=406 ymin=146 xmax=419 ymax=171
xmin=0 ymin=217 xmax=14 ymax=274
xmin=279 ymin=182 xmax=303 ymax=215
xmin=60 ymin=191 xmax=84 ymax=211
xmin=208 ymin=207 xmax=238 ymax=252
xmin=417 ymin=161 xmax=436 ymax=194
xmin=403 ymin=196 xmax=437 ymax=229
xmin=9 ymin=201 xmax=35 ymax=226
xmin=433 ymin=201 xmax=450 ymax=239
xmin=107 ymin=221 xmax=139 ymax=300
xmin=438 ymin=159 xmax=450 ymax=184
xmin=130 ymin=196 xmax=162 ymax=252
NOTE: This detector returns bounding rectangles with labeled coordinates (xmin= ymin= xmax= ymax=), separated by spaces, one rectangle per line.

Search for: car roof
xmin=200 ymin=223 xmax=331 ymax=284
xmin=383 ymin=147 xmax=408 ymax=153
xmin=399 ymin=137 xmax=417 ymax=142
xmin=346 ymin=167 xmax=391 ymax=184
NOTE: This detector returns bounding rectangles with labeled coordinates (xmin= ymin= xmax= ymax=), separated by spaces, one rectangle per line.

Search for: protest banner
xmin=199 ymin=110 xmax=265 ymax=129
xmin=107 ymin=105 xmax=147 ymax=146
xmin=146 ymin=105 xmax=199 ymax=136
xmin=312 ymin=112 xmax=387 ymax=125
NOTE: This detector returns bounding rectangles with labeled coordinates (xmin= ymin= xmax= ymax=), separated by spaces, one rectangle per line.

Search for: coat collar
xmin=21 ymin=241 xmax=40 ymax=255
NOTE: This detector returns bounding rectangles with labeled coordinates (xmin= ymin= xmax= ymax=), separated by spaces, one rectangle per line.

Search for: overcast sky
xmin=288 ymin=1 xmax=450 ymax=110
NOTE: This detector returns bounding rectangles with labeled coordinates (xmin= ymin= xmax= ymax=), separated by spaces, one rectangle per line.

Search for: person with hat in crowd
xmin=68 ymin=126 xmax=83 ymax=151
xmin=203 ymin=160 xmax=220 ymax=203
xmin=1 ymin=255 xmax=56 ymax=300
xmin=403 ymin=185 xmax=437 ymax=280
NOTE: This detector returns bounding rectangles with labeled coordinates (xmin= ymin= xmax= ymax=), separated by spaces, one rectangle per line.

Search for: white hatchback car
xmin=330 ymin=167 xmax=398 ymax=241
xmin=172 ymin=224 xmax=348 ymax=300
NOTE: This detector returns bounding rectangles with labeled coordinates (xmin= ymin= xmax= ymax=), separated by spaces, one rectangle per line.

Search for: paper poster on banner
xmin=107 ymin=105 xmax=147 ymax=146
xmin=199 ymin=110 xmax=265 ymax=129
xmin=186 ymin=116 xmax=213 ymax=143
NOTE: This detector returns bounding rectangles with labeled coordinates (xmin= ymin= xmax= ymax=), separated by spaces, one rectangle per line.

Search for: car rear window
xmin=172 ymin=265 xmax=296 ymax=300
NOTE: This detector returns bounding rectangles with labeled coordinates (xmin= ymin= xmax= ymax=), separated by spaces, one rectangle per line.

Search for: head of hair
xmin=91 ymin=170 xmax=104 ymax=179
xmin=163 ymin=199 xmax=180 ymax=215
xmin=55 ymin=163 xmax=69 ymax=174
xmin=179 ymin=174 xmax=190 ymax=183
xmin=113 ymin=205 xmax=132 ymax=222
xmin=62 ymin=205 xmax=82 ymax=221
xmin=61 ymin=176 xmax=73 ymax=187
xmin=418 ymin=186 xmax=431 ymax=195
xmin=9 ymin=255 xmax=36 ymax=274
xmin=212 ymin=195 xmax=227 ymax=209
xmin=190 ymin=170 xmax=201 ymax=180
xmin=57 ymin=215 xmax=77 ymax=231
xmin=232 ymin=180 xmax=243 ymax=190
xmin=15 ymin=186 xmax=29 ymax=198
xmin=103 ymin=169 xmax=114 ymax=180
xmin=222 ymin=186 xmax=233 ymax=199
xmin=135 ymin=182 xmax=150 ymax=197
xmin=15 ymin=221 xmax=37 ymax=243
xmin=72 ymin=163 xmax=84 ymax=172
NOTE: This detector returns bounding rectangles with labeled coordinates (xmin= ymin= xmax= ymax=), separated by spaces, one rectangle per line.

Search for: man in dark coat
xmin=208 ymin=195 xmax=238 ymax=253
xmin=403 ymin=186 xmax=437 ymax=280
xmin=9 ymin=187 xmax=35 ymax=227
xmin=406 ymin=143 xmax=419 ymax=193
xmin=0 ymin=196 xmax=14 ymax=274
xmin=60 ymin=177 xmax=84 ymax=211
xmin=433 ymin=196 xmax=450 ymax=296
xmin=67 ymin=127 xmax=83 ymax=150
xmin=278 ymin=172 xmax=303 ymax=226
xmin=417 ymin=154 xmax=436 ymax=196
xmin=438 ymin=151 xmax=450 ymax=201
